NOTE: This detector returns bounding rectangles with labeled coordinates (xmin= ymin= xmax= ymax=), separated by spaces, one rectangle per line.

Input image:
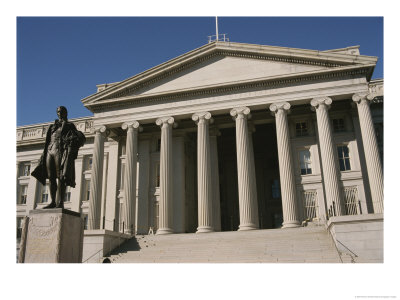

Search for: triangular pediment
xmin=126 ymin=55 xmax=331 ymax=97
xmin=82 ymin=42 xmax=377 ymax=109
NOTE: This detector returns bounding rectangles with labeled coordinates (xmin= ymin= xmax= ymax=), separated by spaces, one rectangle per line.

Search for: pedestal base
xmin=196 ymin=226 xmax=214 ymax=233
xmin=18 ymin=208 xmax=84 ymax=263
xmin=281 ymin=221 xmax=301 ymax=228
xmin=156 ymin=228 xmax=174 ymax=235
xmin=238 ymin=223 xmax=258 ymax=231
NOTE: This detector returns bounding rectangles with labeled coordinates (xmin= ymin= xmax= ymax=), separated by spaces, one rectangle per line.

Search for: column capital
xmin=269 ymin=102 xmax=291 ymax=114
xmin=156 ymin=116 xmax=176 ymax=128
xmin=230 ymin=107 xmax=251 ymax=120
xmin=352 ymin=92 xmax=376 ymax=105
xmin=192 ymin=112 xmax=213 ymax=124
xmin=92 ymin=125 xmax=110 ymax=137
xmin=122 ymin=121 xmax=142 ymax=132
xmin=310 ymin=96 xmax=332 ymax=111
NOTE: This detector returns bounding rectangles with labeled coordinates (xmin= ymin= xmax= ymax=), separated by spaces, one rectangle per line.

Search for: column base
xmin=156 ymin=228 xmax=174 ymax=235
xmin=238 ymin=224 xmax=258 ymax=231
xmin=281 ymin=221 xmax=300 ymax=228
xmin=124 ymin=230 xmax=135 ymax=236
xmin=196 ymin=226 xmax=214 ymax=233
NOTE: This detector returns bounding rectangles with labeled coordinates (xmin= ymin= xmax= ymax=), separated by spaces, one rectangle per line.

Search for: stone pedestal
xmin=18 ymin=209 xmax=84 ymax=263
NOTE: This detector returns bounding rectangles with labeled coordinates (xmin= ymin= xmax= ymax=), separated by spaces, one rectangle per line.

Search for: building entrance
xmin=253 ymin=123 xmax=283 ymax=229
xmin=218 ymin=123 xmax=283 ymax=231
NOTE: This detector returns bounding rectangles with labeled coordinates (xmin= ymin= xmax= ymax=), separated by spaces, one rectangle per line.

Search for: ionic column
xmin=26 ymin=159 xmax=40 ymax=211
xmin=155 ymin=117 xmax=175 ymax=235
xmin=210 ymin=127 xmax=221 ymax=232
xmin=352 ymin=93 xmax=383 ymax=213
xmin=71 ymin=155 xmax=83 ymax=213
xmin=88 ymin=125 xmax=109 ymax=230
xmin=270 ymin=102 xmax=300 ymax=228
xmin=230 ymin=107 xmax=259 ymax=231
xmin=193 ymin=112 xmax=214 ymax=233
xmin=311 ymin=97 xmax=345 ymax=216
xmin=122 ymin=121 xmax=141 ymax=235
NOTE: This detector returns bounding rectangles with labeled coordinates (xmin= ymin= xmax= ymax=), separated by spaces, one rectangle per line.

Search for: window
xmin=299 ymin=150 xmax=312 ymax=175
xmin=337 ymin=145 xmax=351 ymax=171
xmin=302 ymin=190 xmax=317 ymax=220
xmin=19 ymin=185 xmax=28 ymax=204
xmin=41 ymin=184 xmax=49 ymax=203
xmin=21 ymin=164 xmax=31 ymax=177
xmin=344 ymin=186 xmax=359 ymax=215
xmin=17 ymin=217 xmax=23 ymax=238
xmin=271 ymin=179 xmax=281 ymax=199
xmin=120 ymin=163 xmax=125 ymax=190
xmin=83 ymin=215 xmax=88 ymax=230
xmin=85 ymin=180 xmax=91 ymax=201
xmin=295 ymin=122 xmax=308 ymax=137
xmin=64 ymin=186 xmax=71 ymax=202
xmin=155 ymin=163 xmax=160 ymax=187
xmin=84 ymin=156 xmax=93 ymax=171
xmin=333 ymin=118 xmax=345 ymax=133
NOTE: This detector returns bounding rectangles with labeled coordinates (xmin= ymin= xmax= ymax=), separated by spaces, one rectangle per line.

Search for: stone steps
xmin=109 ymin=225 xmax=342 ymax=263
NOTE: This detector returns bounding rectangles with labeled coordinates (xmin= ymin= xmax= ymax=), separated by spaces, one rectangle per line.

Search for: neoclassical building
xmin=17 ymin=41 xmax=383 ymax=261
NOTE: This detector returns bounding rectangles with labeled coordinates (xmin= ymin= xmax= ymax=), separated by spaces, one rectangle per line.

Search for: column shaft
xmin=26 ymin=160 xmax=39 ymax=211
xmin=88 ymin=126 xmax=107 ymax=229
xmin=122 ymin=121 xmax=140 ymax=235
xmin=193 ymin=112 xmax=213 ymax=233
xmin=311 ymin=97 xmax=345 ymax=216
xmin=156 ymin=117 xmax=175 ymax=234
xmin=70 ymin=156 xmax=84 ymax=213
xmin=353 ymin=93 xmax=384 ymax=213
xmin=270 ymin=102 xmax=300 ymax=227
xmin=230 ymin=107 xmax=259 ymax=231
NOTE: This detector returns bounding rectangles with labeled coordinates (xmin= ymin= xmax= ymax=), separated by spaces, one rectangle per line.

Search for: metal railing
xmin=344 ymin=186 xmax=361 ymax=215
xmin=302 ymin=190 xmax=318 ymax=220
xmin=208 ymin=34 xmax=229 ymax=43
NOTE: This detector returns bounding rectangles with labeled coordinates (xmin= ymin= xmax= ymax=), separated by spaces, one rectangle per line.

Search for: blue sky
xmin=17 ymin=17 xmax=383 ymax=126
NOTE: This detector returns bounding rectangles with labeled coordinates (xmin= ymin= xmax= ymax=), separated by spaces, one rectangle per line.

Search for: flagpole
xmin=216 ymin=17 xmax=219 ymax=41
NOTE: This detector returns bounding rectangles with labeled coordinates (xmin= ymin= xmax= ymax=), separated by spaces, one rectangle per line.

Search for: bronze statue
xmin=32 ymin=106 xmax=85 ymax=209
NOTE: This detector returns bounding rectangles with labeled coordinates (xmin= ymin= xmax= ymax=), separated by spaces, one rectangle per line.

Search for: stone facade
xmin=17 ymin=42 xmax=384 ymax=261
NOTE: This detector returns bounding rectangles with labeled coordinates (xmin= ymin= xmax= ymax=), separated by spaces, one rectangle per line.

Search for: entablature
xmin=17 ymin=116 xmax=95 ymax=147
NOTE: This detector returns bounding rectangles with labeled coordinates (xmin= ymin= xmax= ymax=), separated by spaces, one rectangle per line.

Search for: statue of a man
xmin=32 ymin=106 xmax=86 ymax=209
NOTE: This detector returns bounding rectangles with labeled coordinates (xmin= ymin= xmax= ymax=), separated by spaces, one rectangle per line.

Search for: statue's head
xmin=57 ymin=106 xmax=68 ymax=120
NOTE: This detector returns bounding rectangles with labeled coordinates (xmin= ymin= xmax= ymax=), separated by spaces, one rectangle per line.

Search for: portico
xmin=17 ymin=42 xmax=384 ymax=241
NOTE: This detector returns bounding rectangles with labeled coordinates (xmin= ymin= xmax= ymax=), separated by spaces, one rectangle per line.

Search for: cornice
xmin=82 ymin=42 xmax=377 ymax=109
xmin=17 ymin=116 xmax=95 ymax=146
xmin=87 ymin=64 xmax=373 ymax=113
